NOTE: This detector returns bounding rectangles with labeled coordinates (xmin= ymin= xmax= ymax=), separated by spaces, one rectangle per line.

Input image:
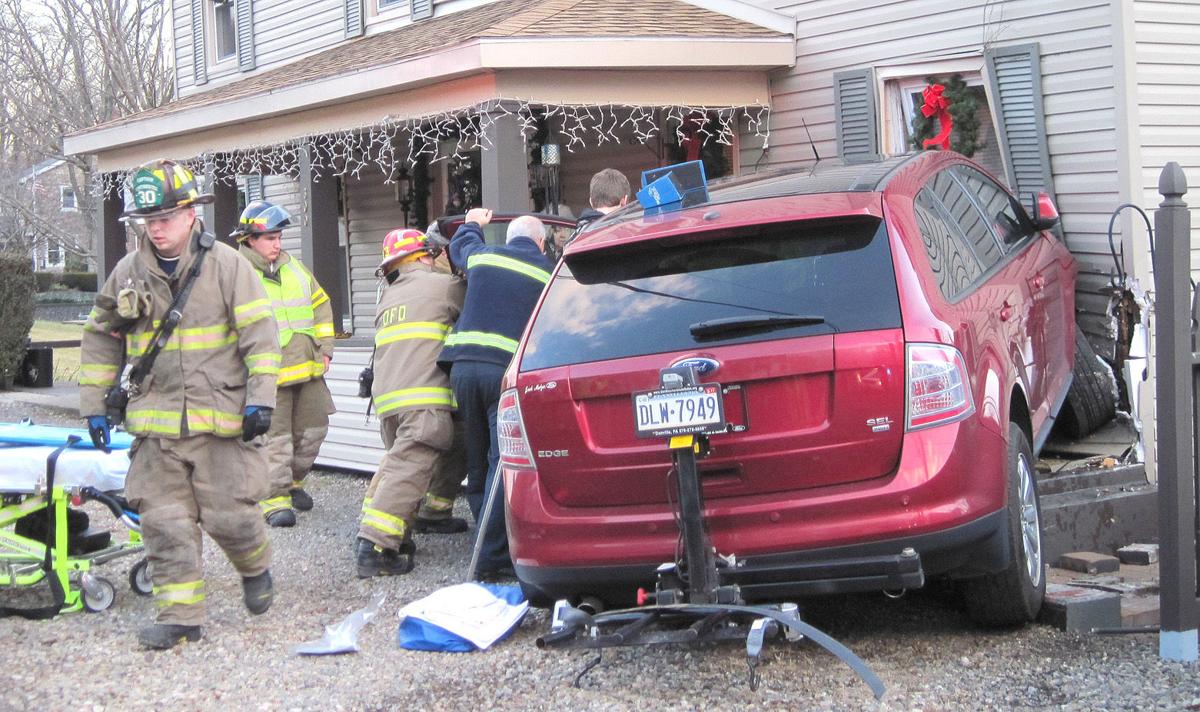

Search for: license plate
xmin=632 ymin=384 xmax=726 ymax=438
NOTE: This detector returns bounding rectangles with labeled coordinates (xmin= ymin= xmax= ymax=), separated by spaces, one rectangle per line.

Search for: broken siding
xmin=746 ymin=0 xmax=1120 ymax=350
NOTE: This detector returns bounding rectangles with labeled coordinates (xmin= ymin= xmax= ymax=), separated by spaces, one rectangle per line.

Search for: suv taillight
xmin=906 ymin=343 xmax=974 ymax=431
xmin=497 ymin=388 xmax=535 ymax=469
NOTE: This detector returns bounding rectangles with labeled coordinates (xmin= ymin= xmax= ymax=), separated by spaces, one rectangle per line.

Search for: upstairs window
xmin=60 ymin=187 xmax=77 ymax=212
xmin=210 ymin=0 xmax=237 ymax=64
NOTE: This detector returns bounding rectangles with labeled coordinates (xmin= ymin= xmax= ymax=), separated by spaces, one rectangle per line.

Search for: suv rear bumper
xmin=515 ymin=508 xmax=1009 ymax=605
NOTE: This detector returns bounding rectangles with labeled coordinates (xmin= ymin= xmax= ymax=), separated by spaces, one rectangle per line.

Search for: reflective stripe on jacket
xmin=372 ymin=263 xmax=465 ymax=418
xmin=80 ymin=222 xmax=281 ymax=438
xmin=239 ymin=246 xmax=335 ymax=387
xmin=438 ymin=222 xmax=553 ymax=369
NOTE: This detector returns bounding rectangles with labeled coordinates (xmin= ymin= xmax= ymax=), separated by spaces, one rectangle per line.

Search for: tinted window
xmin=521 ymin=217 xmax=901 ymax=370
xmin=930 ymin=170 xmax=1002 ymax=270
xmin=914 ymin=189 xmax=983 ymax=300
xmin=951 ymin=166 xmax=1032 ymax=249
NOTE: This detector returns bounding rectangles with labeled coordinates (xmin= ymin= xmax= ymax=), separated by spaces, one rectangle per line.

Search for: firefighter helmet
xmin=121 ymin=159 xmax=213 ymax=219
xmin=231 ymin=201 xmax=293 ymax=241
xmin=377 ymin=228 xmax=433 ymax=275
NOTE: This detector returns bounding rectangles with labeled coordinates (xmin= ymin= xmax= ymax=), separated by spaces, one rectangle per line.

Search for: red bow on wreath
xmin=920 ymin=83 xmax=954 ymax=150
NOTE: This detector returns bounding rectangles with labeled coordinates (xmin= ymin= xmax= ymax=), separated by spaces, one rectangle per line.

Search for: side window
xmin=928 ymin=169 xmax=1003 ymax=270
xmin=951 ymin=166 xmax=1032 ymax=249
xmin=914 ymin=189 xmax=983 ymax=300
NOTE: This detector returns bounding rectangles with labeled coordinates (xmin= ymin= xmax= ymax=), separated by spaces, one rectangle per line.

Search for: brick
xmin=1116 ymin=543 xmax=1159 ymax=566
xmin=1057 ymin=551 xmax=1120 ymax=574
xmin=1040 ymin=583 xmax=1122 ymax=632
xmin=1121 ymin=594 xmax=1160 ymax=628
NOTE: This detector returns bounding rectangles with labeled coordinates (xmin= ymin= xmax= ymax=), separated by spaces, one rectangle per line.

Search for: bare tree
xmin=0 ymin=0 xmax=173 ymax=265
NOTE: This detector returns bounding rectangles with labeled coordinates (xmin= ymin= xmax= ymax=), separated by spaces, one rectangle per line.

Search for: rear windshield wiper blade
xmin=689 ymin=314 xmax=826 ymax=340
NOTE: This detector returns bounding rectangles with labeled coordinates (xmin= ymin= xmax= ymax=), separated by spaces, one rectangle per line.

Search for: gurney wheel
xmin=129 ymin=558 xmax=153 ymax=597
xmin=81 ymin=575 xmax=116 ymax=613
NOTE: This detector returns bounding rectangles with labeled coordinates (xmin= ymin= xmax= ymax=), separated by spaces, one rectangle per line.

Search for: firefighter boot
xmin=138 ymin=623 xmax=202 ymax=650
xmin=242 ymin=570 xmax=275 ymax=615
xmin=355 ymin=537 xmax=415 ymax=578
xmin=265 ymin=509 xmax=297 ymax=528
xmin=290 ymin=487 xmax=314 ymax=512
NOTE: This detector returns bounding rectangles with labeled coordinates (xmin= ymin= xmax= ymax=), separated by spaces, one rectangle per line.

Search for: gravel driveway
xmin=1 ymin=401 xmax=1197 ymax=711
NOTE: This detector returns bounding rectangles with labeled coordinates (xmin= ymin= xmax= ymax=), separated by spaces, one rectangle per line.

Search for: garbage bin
xmin=18 ymin=347 xmax=53 ymax=388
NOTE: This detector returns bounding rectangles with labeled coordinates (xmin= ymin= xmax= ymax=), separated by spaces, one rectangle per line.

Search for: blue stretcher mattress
xmin=0 ymin=423 xmax=133 ymax=450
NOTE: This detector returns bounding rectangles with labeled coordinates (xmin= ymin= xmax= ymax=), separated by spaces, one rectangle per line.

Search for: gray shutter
xmin=245 ymin=175 xmax=264 ymax=202
xmin=833 ymin=69 xmax=878 ymax=162
xmin=410 ymin=0 xmax=433 ymax=20
xmin=984 ymin=43 xmax=1054 ymax=200
xmin=236 ymin=0 xmax=255 ymax=72
xmin=345 ymin=0 xmax=363 ymax=38
xmin=191 ymin=0 xmax=207 ymax=85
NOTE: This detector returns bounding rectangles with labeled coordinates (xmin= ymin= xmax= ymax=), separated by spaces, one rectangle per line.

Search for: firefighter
xmin=79 ymin=159 xmax=280 ymax=649
xmin=232 ymin=200 xmax=336 ymax=527
xmin=357 ymin=228 xmax=466 ymax=576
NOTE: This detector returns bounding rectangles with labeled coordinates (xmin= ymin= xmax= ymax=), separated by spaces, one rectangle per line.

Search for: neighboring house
xmin=15 ymin=159 xmax=91 ymax=273
xmin=63 ymin=0 xmax=1199 ymax=476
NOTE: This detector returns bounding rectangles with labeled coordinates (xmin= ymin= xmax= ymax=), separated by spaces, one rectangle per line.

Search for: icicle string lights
xmin=93 ymin=98 xmax=770 ymax=196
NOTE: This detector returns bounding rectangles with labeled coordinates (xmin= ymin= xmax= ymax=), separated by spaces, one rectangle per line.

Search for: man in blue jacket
xmin=439 ymin=208 xmax=552 ymax=578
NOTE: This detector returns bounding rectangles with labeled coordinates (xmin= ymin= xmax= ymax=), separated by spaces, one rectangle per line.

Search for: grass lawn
xmin=29 ymin=320 xmax=85 ymax=384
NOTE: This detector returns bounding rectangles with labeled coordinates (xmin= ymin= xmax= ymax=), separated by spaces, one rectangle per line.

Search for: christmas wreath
xmin=910 ymin=74 xmax=981 ymax=157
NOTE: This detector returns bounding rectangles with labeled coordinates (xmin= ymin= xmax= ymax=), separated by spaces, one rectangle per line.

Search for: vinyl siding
xmin=315 ymin=174 xmax=404 ymax=470
xmin=175 ymin=0 xmax=348 ymax=99
xmin=263 ymin=174 xmax=305 ymax=255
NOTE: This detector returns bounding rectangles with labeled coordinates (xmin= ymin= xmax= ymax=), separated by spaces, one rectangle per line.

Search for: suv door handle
xmin=999 ymin=301 xmax=1013 ymax=322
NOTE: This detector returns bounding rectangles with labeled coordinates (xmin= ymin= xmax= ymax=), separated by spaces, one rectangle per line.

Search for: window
xmin=929 ymin=169 xmax=1002 ymax=271
xmin=210 ymin=0 xmax=237 ymax=64
xmin=47 ymin=242 xmax=62 ymax=266
xmin=60 ymin=186 xmax=77 ymax=211
xmin=914 ymin=190 xmax=983 ymax=301
xmin=521 ymin=217 xmax=901 ymax=370
xmin=880 ymin=67 xmax=1006 ymax=180
xmin=950 ymin=166 xmax=1032 ymax=250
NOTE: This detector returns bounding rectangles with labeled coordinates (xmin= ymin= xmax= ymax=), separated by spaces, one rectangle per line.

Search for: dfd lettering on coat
xmin=380 ymin=305 xmax=407 ymax=326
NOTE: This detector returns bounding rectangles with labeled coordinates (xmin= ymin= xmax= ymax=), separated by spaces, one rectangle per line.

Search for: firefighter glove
xmin=86 ymin=415 xmax=111 ymax=450
xmin=242 ymin=406 xmax=273 ymax=442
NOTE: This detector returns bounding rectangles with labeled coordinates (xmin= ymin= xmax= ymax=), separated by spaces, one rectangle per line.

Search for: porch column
xmin=211 ymin=178 xmax=240 ymax=247
xmin=299 ymin=148 xmax=346 ymax=333
xmin=480 ymin=111 xmax=530 ymax=212
xmin=97 ymin=175 xmax=127 ymax=285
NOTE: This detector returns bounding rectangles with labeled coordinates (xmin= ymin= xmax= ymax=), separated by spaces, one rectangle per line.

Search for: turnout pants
xmin=360 ymin=408 xmax=454 ymax=550
xmin=261 ymin=377 xmax=333 ymax=514
xmin=124 ymin=434 xmax=272 ymax=626
xmin=449 ymin=360 xmax=509 ymax=573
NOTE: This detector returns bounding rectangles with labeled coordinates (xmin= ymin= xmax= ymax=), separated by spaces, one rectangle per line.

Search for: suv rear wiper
xmin=689 ymin=314 xmax=826 ymax=339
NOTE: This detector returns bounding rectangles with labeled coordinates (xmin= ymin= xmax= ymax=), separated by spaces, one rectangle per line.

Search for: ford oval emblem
xmin=670 ymin=356 xmax=720 ymax=376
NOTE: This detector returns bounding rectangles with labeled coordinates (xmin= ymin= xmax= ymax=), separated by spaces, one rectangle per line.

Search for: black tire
xmin=962 ymin=424 xmax=1045 ymax=627
xmin=1055 ymin=327 xmax=1117 ymax=439
xmin=129 ymin=558 xmax=153 ymax=596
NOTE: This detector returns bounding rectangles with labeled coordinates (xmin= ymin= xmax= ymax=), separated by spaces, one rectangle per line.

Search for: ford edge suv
xmin=497 ymin=152 xmax=1075 ymax=626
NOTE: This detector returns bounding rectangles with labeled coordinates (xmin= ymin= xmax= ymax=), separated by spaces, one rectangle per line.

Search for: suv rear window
xmin=521 ymin=216 xmax=901 ymax=370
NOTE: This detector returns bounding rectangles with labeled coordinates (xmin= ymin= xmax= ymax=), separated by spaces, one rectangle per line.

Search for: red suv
xmin=497 ymin=152 xmax=1075 ymax=626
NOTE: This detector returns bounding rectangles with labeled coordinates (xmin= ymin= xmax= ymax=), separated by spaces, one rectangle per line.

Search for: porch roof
xmin=64 ymin=0 xmax=793 ymax=165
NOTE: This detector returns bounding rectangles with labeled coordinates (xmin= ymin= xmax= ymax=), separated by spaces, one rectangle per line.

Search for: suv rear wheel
xmin=962 ymin=423 xmax=1045 ymax=626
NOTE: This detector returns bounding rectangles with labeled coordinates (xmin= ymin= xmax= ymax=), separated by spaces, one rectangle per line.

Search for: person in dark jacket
xmin=572 ymin=168 xmax=631 ymax=235
xmin=439 ymin=208 xmax=552 ymax=578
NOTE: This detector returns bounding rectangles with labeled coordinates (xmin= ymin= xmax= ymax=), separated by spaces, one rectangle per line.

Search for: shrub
xmin=34 ymin=271 xmax=57 ymax=291
xmin=61 ymin=272 xmax=98 ymax=291
xmin=0 ymin=254 xmax=36 ymax=388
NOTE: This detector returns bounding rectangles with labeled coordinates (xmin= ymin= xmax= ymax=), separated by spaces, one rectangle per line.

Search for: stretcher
xmin=0 ymin=422 xmax=147 ymax=616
